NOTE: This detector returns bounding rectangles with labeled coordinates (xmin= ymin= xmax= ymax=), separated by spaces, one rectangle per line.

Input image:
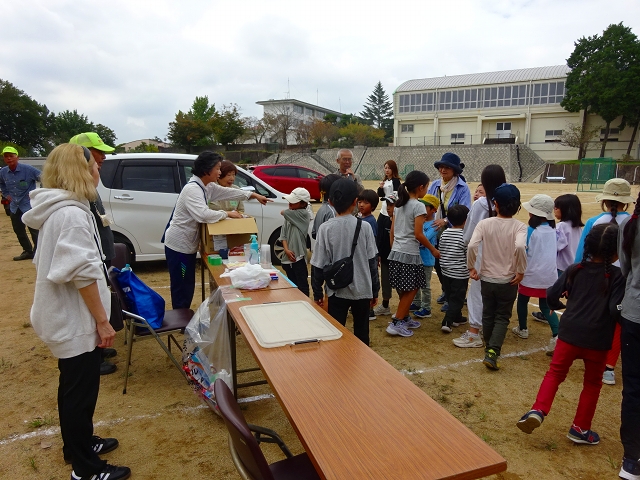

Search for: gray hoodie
xmin=22 ymin=188 xmax=110 ymax=359
xmin=619 ymin=215 xmax=640 ymax=324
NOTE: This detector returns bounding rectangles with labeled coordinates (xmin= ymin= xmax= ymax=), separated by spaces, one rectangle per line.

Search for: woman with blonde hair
xmin=23 ymin=144 xmax=131 ymax=480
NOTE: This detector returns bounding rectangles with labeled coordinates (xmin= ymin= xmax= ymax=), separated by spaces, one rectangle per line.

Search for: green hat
xmin=2 ymin=146 xmax=19 ymax=155
xmin=69 ymin=132 xmax=115 ymax=152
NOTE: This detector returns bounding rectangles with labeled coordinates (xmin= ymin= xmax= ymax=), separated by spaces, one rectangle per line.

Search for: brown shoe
xmin=13 ymin=251 xmax=33 ymax=261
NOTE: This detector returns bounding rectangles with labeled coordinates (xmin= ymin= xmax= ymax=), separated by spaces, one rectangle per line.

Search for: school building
xmin=393 ymin=65 xmax=638 ymax=162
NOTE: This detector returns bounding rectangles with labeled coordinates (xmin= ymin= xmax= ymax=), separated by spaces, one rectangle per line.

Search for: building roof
xmin=256 ymin=98 xmax=343 ymax=116
xmin=396 ymin=65 xmax=571 ymax=93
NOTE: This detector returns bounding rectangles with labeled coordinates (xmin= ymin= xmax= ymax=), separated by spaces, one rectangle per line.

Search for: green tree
xmin=94 ymin=124 xmax=117 ymax=148
xmin=563 ymin=23 xmax=640 ymax=158
xmin=167 ymin=96 xmax=218 ymax=152
xmin=212 ymin=104 xmax=245 ymax=147
xmin=0 ymin=80 xmax=50 ymax=154
xmin=128 ymin=141 xmax=159 ymax=153
xmin=360 ymin=82 xmax=393 ymax=132
xmin=337 ymin=123 xmax=386 ymax=147
xmin=51 ymin=109 xmax=93 ymax=145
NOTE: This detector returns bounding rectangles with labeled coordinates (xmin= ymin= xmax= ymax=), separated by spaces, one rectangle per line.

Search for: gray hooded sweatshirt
xmin=22 ymin=188 xmax=110 ymax=359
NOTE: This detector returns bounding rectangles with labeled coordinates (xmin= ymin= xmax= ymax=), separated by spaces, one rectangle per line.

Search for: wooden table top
xmin=223 ymin=288 xmax=507 ymax=480
xmin=204 ymin=262 xmax=297 ymax=291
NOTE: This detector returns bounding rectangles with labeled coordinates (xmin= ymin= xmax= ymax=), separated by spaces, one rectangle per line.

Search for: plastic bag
xmin=182 ymin=287 xmax=233 ymax=413
xmin=115 ymin=266 xmax=165 ymax=329
xmin=221 ymin=263 xmax=271 ymax=290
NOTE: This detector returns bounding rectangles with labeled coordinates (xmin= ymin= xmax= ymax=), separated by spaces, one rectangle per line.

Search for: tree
xmin=309 ymin=119 xmax=339 ymax=147
xmin=128 ymin=141 xmax=159 ymax=153
xmin=360 ymin=82 xmax=393 ymax=131
xmin=263 ymin=104 xmax=301 ymax=147
xmin=167 ymin=96 xmax=217 ymax=152
xmin=0 ymin=79 xmax=50 ymax=154
xmin=50 ymin=109 xmax=93 ymax=145
xmin=94 ymin=124 xmax=117 ymax=148
xmin=559 ymin=122 xmax=600 ymax=154
xmin=241 ymin=115 xmax=272 ymax=144
xmin=336 ymin=123 xmax=386 ymax=147
xmin=212 ymin=104 xmax=245 ymax=147
xmin=563 ymin=23 xmax=640 ymax=158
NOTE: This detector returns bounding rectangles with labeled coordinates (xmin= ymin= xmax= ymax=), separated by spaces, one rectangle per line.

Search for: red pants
xmin=606 ymin=322 xmax=621 ymax=367
xmin=532 ymin=338 xmax=607 ymax=430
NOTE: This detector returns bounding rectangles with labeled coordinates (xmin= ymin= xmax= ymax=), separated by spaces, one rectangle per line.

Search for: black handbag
xmin=323 ymin=219 xmax=362 ymax=290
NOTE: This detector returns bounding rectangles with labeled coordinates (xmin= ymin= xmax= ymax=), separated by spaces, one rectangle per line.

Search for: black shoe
xmin=13 ymin=250 xmax=33 ymax=261
xmin=65 ymin=436 xmax=119 ymax=464
xmin=100 ymin=361 xmax=117 ymax=375
xmin=71 ymin=464 xmax=130 ymax=480
xmin=436 ymin=293 xmax=447 ymax=304
xmin=452 ymin=316 xmax=468 ymax=327
xmin=102 ymin=348 xmax=117 ymax=359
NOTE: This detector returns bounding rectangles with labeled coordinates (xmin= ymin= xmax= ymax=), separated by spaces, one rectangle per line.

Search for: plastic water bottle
xmin=249 ymin=234 xmax=260 ymax=265
xmin=122 ymin=264 xmax=131 ymax=271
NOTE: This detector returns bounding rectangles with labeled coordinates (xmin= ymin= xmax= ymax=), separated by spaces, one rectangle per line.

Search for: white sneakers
xmin=545 ymin=336 xmax=557 ymax=356
xmin=373 ymin=305 xmax=392 ymax=316
xmin=453 ymin=331 xmax=484 ymax=348
xmin=512 ymin=327 xmax=529 ymax=339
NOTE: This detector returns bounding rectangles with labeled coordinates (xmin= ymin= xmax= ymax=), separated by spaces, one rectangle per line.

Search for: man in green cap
xmin=0 ymin=146 xmax=41 ymax=260
xmin=69 ymin=132 xmax=118 ymax=375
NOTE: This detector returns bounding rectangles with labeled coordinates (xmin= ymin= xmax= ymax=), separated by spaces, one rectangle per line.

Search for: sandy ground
xmin=0 ymin=181 xmax=635 ymax=479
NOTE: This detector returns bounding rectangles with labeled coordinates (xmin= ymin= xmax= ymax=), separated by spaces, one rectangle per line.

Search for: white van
xmin=96 ymin=153 xmax=305 ymax=264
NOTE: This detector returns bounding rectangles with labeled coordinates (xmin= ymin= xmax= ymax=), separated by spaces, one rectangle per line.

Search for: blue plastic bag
xmin=115 ymin=266 xmax=165 ymax=329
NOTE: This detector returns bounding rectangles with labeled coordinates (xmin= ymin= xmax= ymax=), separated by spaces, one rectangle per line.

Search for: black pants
xmin=282 ymin=259 xmax=309 ymax=297
xmin=480 ymin=281 xmax=518 ymax=356
xmin=621 ymin=317 xmax=640 ymax=460
xmin=165 ymin=246 xmax=196 ymax=309
xmin=442 ymin=276 xmax=468 ymax=327
xmin=328 ymin=296 xmax=370 ymax=346
xmin=10 ymin=207 xmax=38 ymax=253
xmin=58 ymin=348 xmax=106 ymax=476
xmin=434 ymin=258 xmax=446 ymax=301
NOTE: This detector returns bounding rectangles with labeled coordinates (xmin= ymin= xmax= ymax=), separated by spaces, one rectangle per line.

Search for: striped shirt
xmin=439 ymin=228 xmax=469 ymax=279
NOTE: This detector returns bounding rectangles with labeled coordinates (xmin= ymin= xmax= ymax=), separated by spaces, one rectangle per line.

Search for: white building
xmin=256 ymin=99 xmax=343 ymax=145
xmin=393 ymin=65 xmax=638 ymax=161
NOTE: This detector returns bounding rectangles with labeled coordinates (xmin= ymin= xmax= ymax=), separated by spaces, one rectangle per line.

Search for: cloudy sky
xmin=2 ymin=0 xmax=639 ymax=144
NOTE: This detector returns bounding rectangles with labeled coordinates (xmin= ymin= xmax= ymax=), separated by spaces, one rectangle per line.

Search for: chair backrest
xmin=112 ymin=243 xmax=129 ymax=270
xmin=107 ymin=267 xmax=130 ymax=312
xmin=214 ymin=379 xmax=274 ymax=480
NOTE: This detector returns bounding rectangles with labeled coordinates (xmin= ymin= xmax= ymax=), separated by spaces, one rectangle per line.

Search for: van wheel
xmin=268 ymin=228 xmax=284 ymax=266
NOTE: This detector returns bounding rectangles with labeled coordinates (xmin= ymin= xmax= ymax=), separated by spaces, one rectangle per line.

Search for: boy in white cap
xmin=280 ymin=187 xmax=312 ymax=296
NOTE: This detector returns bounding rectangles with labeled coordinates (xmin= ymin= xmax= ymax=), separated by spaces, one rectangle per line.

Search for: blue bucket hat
xmin=434 ymin=152 xmax=464 ymax=175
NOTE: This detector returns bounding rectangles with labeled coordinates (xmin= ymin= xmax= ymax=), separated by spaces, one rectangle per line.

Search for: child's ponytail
xmin=622 ymin=191 xmax=640 ymax=257
xmin=396 ymin=170 xmax=429 ymax=208
xmin=609 ymin=201 xmax=619 ymax=224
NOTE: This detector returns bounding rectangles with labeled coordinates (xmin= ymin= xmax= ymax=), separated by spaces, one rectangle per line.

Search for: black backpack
xmin=323 ymin=219 xmax=362 ymax=290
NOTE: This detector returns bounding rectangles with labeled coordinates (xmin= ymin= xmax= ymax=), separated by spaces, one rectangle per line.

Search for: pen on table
xmin=263 ymin=301 xmax=281 ymax=304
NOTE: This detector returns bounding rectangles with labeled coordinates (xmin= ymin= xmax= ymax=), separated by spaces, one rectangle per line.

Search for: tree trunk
xmin=627 ymin=118 xmax=639 ymax=156
xmin=579 ymin=109 xmax=589 ymax=159
xmin=600 ymin=120 xmax=610 ymax=158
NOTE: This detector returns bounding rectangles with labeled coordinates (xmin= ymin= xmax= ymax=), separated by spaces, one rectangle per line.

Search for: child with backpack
xmin=516 ymin=223 xmax=625 ymax=446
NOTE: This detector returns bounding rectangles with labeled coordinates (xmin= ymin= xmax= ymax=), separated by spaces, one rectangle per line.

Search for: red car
xmin=251 ymin=165 xmax=324 ymax=201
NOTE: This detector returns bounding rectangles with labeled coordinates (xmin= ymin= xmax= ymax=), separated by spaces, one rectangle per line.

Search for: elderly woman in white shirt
xmin=163 ymin=151 xmax=269 ymax=308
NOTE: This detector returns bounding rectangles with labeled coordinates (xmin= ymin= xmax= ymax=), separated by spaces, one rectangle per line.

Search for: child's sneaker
xmin=409 ymin=303 xmax=420 ymax=311
xmin=483 ymin=349 xmax=500 ymax=370
xmin=369 ymin=309 xmax=376 ymax=321
xmin=567 ymin=425 xmax=600 ymax=444
xmin=441 ymin=324 xmax=452 ymax=333
xmin=452 ymin=316 xmax=468 ymax=327
xmin=531 ymin=311 xmax=549 ymax=324
xmin=516 ymin=409 xmax=545 ymax=434
xmin=602 ymin=370 xmax=615 ymax=385
xmin=453 ymin=331 xmax=483 ymax=348
xmin=413 ymin=308 xmax=431 ymax=318
xmin=512 ymin=326 xmax=529 ymax=339
xmin=373 ymin=304 xmax=391 ymax=316
xmin=440 ymin=302 xmax=449 ymax=312
xmin=71 ymin=464 xmax=131 ymax=480
xmin=619 ymin=457 xmax=640 ymax=480
xmin=403 ymin=317 xmax=422 ymax=329
xmin=386 ymin=320 xmax=413 ymax=337
xmin=545 ymin=336 xmax=557 ymax=356
xmin=436 ymin=293 xmax=446 ymax=304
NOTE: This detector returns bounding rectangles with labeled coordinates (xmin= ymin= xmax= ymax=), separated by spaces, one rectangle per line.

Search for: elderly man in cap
xmin=0 ymin=146 xmax=41 ymax=260
xmin=335 ymin=148 xmax=364 ymax=192
xmin=69 ymin=132 xmax=118 ymax=375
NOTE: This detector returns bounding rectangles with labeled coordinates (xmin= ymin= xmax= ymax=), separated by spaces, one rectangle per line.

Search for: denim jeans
xmin=414 ymin=266 xmax=433 ymax=310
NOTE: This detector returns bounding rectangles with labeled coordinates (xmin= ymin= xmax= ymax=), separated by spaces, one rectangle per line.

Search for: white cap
xmin=522 ymin=194 xmax=555 ymax=221
xmin=283 ymin=187 xmax=311 ymax=204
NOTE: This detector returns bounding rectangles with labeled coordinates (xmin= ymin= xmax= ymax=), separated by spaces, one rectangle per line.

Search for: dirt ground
xmin=0 ymin=181 xmax=635 ymax=479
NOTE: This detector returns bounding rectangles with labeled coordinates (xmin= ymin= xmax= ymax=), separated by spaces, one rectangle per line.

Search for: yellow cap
xmin=419 ymin=194 xmax=440 ymax=209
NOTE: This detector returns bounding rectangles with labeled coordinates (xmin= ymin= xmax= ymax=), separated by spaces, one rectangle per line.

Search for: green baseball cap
xmin=69 ymin=132 xmax=115 ymax=152
xmin=2 ymin=146 xmax=19 ymax=155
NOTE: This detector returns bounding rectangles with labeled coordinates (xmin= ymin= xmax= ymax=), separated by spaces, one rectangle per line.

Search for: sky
xmin=1 ymin=0 xmax=639 ymax=144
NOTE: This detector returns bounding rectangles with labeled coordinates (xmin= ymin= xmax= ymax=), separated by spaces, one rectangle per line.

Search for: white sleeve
xmin=206 ymin=183 xmax=252 ymax=202
xmin=182 ymin=184 xmax=229 ymax=224
xmin=463 ymin=198 xmax=488 ymax=245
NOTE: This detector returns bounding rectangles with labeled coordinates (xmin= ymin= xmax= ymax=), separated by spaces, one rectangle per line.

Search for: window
xmin=450 ymin=133 xmax=465 ymax=145
xmin=545 ymin=130 xmax=563 ymax=143
xmin=601 ymin=128 xmax=620 ymax=141
xmin=273 ymin=167 xmax=298 ymax=177
xmin=483 ymin=87 xmax=498 ymax=108
xmin=121 ymin=165 xmax=176 ymax=193
xmin=305 ymin=108 xmax=313 ymax=116
xmin=235 ymin=171 xmax=274 ymax=198
xmin=398 ymin=93 xmax=434 ymax=113
xmin=401 ymin=124 xmax=414 ymax=133
xmin=293 ymin=105 xmax=304 ymax=114
xmin=497 ymin=122 xmax=512 ymax=131
xmin=298 ymin=168 xmax=320 ymax=179
xmin=532 ymin=81 xmax=564 ymax=105
xmin=315 ymin=110 xmax=325 ymax=119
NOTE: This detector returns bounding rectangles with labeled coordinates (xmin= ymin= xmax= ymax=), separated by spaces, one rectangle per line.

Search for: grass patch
xmin=463 ymin=398 xmax=475 ymax=409
xmin=0 ymin=358 xmax=12 ymax=370
xmin=28 ymin=457 xmax=38 ymax=472
xmin=606 ymin=453 xmax=619 ymax=470
xmin=479 ymin=411 xmax=487 ymax=421
xmin=27 ymin=415 xmax=56 ymax=429
xmin=22 ymin=322 xmax=31 ymax=328
xmin=544 ymin=441 xmax=558 ymax=451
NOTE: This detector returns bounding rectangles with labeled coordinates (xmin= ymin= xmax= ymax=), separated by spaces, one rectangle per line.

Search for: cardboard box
xmin=200 ymin=217 xmax=258 ymax=255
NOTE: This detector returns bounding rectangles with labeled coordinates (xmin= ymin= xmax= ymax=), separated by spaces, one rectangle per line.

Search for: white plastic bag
xmin=221 ymin=263 xmax=271 ymax=290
